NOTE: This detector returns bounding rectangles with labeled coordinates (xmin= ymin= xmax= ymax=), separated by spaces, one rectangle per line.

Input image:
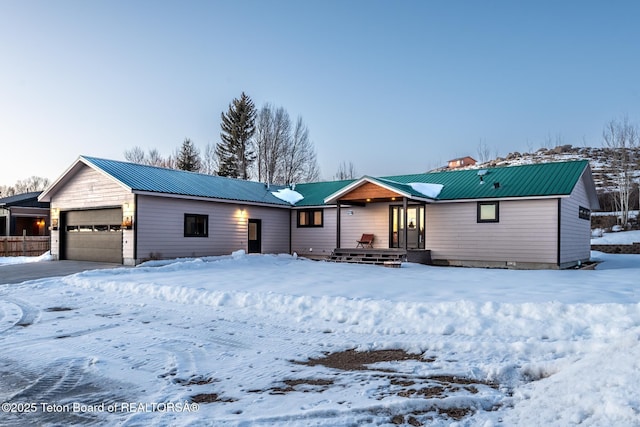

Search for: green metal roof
xmin=82 ymin=156 xmax=292 ymax=206
xmin=75 ymin=157 xmax=589 ymax=208
xmin=292 ymin=179 xmax=356 ymax=206
xmin=384 ymin=160 xmax=589 ymax=200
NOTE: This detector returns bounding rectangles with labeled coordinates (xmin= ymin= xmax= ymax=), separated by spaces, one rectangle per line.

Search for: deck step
xmin=328 ymin=248 xmax=407 ymax=266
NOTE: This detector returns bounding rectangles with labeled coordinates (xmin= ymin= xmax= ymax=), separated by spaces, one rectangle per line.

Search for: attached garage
xmin=61 ymin=208 xmax=123 ymax=263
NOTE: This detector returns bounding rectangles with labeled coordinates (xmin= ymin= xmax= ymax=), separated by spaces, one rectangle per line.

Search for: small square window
xmin=477 ymin=201 xmax=499 ymax=223
xmin=297 ymin=209 xmax=323 ymax=227
xmin=184 ymin=214 xmax=208 ymax=237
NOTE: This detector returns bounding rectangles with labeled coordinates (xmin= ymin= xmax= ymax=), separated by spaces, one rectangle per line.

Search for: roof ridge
xmin=81 ymin=155 xmax=269 ymax=185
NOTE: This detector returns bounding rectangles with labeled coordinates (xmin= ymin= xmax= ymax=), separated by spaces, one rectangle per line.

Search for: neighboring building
xmin=39 ymin=156 xmax=599 ymax=269
xmin=0 ymin=192 xmax=50 ymax=237
xmin=447 ymin=156 xmax=476 ymax=169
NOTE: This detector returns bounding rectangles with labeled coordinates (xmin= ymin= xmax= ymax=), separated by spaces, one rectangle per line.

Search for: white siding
xmin=560 ymin=171 xmax=592 ymax=266
xmin=136 ymin=195 xmax=289 ymax=262
xmin=426 ymin=199 xmax=558 ymax=267
xmin=291 ymin=203 xmax=392 ymax=257
xmin=47 ymin=165 xmax=133 ymax=262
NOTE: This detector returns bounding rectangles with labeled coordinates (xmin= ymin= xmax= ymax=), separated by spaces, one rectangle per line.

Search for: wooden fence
xmin=0 ymin=236 xmax=50 ymax=257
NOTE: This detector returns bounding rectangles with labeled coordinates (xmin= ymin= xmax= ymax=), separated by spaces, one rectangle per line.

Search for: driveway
xmin=0 ymin=261 xmax=125 ymax=285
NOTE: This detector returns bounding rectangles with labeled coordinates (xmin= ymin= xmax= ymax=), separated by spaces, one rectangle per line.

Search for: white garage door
xmin=62 ymin=208 xmax=123 ymax=263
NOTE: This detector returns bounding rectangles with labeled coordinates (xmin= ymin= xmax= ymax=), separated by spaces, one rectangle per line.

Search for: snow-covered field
xmin=0 ymin=247 xmax=639 ymax=426
xmin=591 ymin=229 xmax=640 ymax=244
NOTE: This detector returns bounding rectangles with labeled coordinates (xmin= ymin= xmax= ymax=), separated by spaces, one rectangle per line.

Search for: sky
xmin=2 ymin=1 xmax=640 ymax=186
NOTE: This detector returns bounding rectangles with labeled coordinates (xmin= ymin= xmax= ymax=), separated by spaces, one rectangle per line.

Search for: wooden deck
xmin=329 ymin=248 xmax=431 ymax=266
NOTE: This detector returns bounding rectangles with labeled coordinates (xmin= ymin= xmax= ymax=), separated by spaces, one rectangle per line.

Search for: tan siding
xmin=426 ymin=199 xmax=558 ymax=265
xmin=51 ymin=166 xmax=132 ymax=210
xmin=339 ymin=203 xmax=391 ymax=249
xmin=291 ymin=203 xmax=393 ymax=257
xmin=136 ymin=195 xmax=289 ymax=262
xmin=291 ymin=208 xmax=336 ymax=257
xmin=560 ymin=171 xmax=592 ymax=265
xmin=245 ymin=206 xmax=290 ymax=254
xmin=48 ymin=165 xmax=133 ymax=262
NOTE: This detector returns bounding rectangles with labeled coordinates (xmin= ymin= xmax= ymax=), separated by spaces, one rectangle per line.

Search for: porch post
xmin=403 ymin=197 xmax=408 ymax=251
xmin=336 ymin=201 xmax=341 ymax=249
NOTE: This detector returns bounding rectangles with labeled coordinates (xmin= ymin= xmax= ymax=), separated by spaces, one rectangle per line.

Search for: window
xmin=477 ymin=201 xmax=499 ymax=223
xmin=579 ymin=206 xmax=591 ymax=221
xmin=297 ymin=209 xmax=323 ymax=227
xmin=184 ymin=214 xmax=208 ymax=237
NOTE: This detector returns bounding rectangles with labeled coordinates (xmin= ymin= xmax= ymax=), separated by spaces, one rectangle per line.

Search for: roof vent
xmin=477 ymin=170 xmax=488 ymax=184
xmin=493 ymin=182 xmax=500 ymax=189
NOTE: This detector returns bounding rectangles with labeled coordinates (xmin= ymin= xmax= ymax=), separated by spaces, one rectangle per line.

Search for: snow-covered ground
xmin=0 ymin=247 xmax=639 ymax=426
xmin=591 ymin=229 xmax=640 ymax=244
xmin=0 ymin=251 xmax=52 ymax=266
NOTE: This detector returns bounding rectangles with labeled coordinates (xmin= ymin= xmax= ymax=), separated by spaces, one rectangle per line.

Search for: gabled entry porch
xmin=323 ymin=177 xmax=435 ymax=265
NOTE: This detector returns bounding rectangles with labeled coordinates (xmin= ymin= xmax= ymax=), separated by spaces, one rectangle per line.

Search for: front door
xmin=248 ymin=219 xmax=261 ymax=253
xmin=390 ymin=205 xmax=425 ymax=249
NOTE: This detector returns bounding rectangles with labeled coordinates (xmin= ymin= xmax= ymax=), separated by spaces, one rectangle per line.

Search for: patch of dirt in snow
xmin=190 ymin=393 xmax=236 ymax=404
xmin=298 ymin=348 xmax=431 ymax=371
xmin=262 ymin=378 xmax=335 ymax=395
xmin=290 ymin=349 xmax=502 ymax=426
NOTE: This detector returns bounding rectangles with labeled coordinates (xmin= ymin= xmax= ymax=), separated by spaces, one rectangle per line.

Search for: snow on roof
xmin=271 ymin=188 xmax=304 ymax=205
xmin=409 ymin=182 xmax=444 ymax=199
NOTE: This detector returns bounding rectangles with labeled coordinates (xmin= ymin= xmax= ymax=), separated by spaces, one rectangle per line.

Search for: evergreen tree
xmin=216 ymin=92 xmax=257 ymax=179
xmin=176 ymin=138 xmax=202 ymax=172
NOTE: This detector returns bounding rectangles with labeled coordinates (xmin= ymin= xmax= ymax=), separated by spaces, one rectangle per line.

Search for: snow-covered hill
xmin=441 ymin=145 xmax=640 ymax=194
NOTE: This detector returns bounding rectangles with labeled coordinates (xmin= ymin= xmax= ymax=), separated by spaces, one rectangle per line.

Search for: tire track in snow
xmin=0 ymin=297 xmax=40 ymax=333
xmin=2 ymin=356 xmax=140 ymax=427
xmin=4 ymin=358 xmax=102 ymax=426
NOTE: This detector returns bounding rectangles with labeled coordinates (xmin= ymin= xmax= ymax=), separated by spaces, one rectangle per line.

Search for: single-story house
xmin=0 ymin=192 xmax=50 ymax=237
xmin=39 ymin=156 xmax=600 ymax=269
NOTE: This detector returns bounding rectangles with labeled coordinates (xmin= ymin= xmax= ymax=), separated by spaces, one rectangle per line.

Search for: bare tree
xmin=602 ymin=117 xmax=639 ymax=227
xmin=476 ymin=139 xmax=491 ymax=163
xmin=525 ymin=138 xmax=534 ymax=155
xmin=0 ymin=176 xmax=50 ymax=197
xmin=253 ymin=104 xmax=320 ymax=185
xmin=124 ymin=146 xmax=174 ymax=168
xmin=255 ymin=104 xmax=288 ymax=184
xmin=124 ymin=146 xmax=146 ymax=164
xmin=334 ymin=161 xmax=358 ymax=180
xmin=200 ymin=142 xmax=218 ymax=175
xmin=147 ymin=148 xmax=165 ymax=167
xmin=279 ymin=116 xmax=320 ymax=184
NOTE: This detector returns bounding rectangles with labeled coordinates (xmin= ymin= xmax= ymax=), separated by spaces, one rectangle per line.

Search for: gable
xmin=339 ymin=181 xmax=404 ymax=202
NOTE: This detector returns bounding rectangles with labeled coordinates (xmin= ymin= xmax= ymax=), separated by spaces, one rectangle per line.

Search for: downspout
xmin=336 ymin=201 xmax=341 ymax=249
xmin=288 ymin=209 xmax=292 ymax=255
xmin=403 ymin=197 xmax=408 ymax=252
xmin=133 ymin=193 xmax=138 ymax=264
xmin=557 ymin=198 xmax=561 ymax=267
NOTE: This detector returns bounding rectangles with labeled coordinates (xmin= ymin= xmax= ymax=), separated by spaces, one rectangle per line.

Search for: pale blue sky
xmin=2 ymin=1 xmax=639 ymax=185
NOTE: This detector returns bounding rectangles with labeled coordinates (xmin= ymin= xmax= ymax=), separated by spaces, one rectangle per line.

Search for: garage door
xmin=62 ymin=208 xmax=123 ymax=263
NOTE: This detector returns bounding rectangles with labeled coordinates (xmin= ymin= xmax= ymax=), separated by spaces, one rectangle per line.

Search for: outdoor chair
xmin=356 ymin=233 xmax=374 ymax=248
